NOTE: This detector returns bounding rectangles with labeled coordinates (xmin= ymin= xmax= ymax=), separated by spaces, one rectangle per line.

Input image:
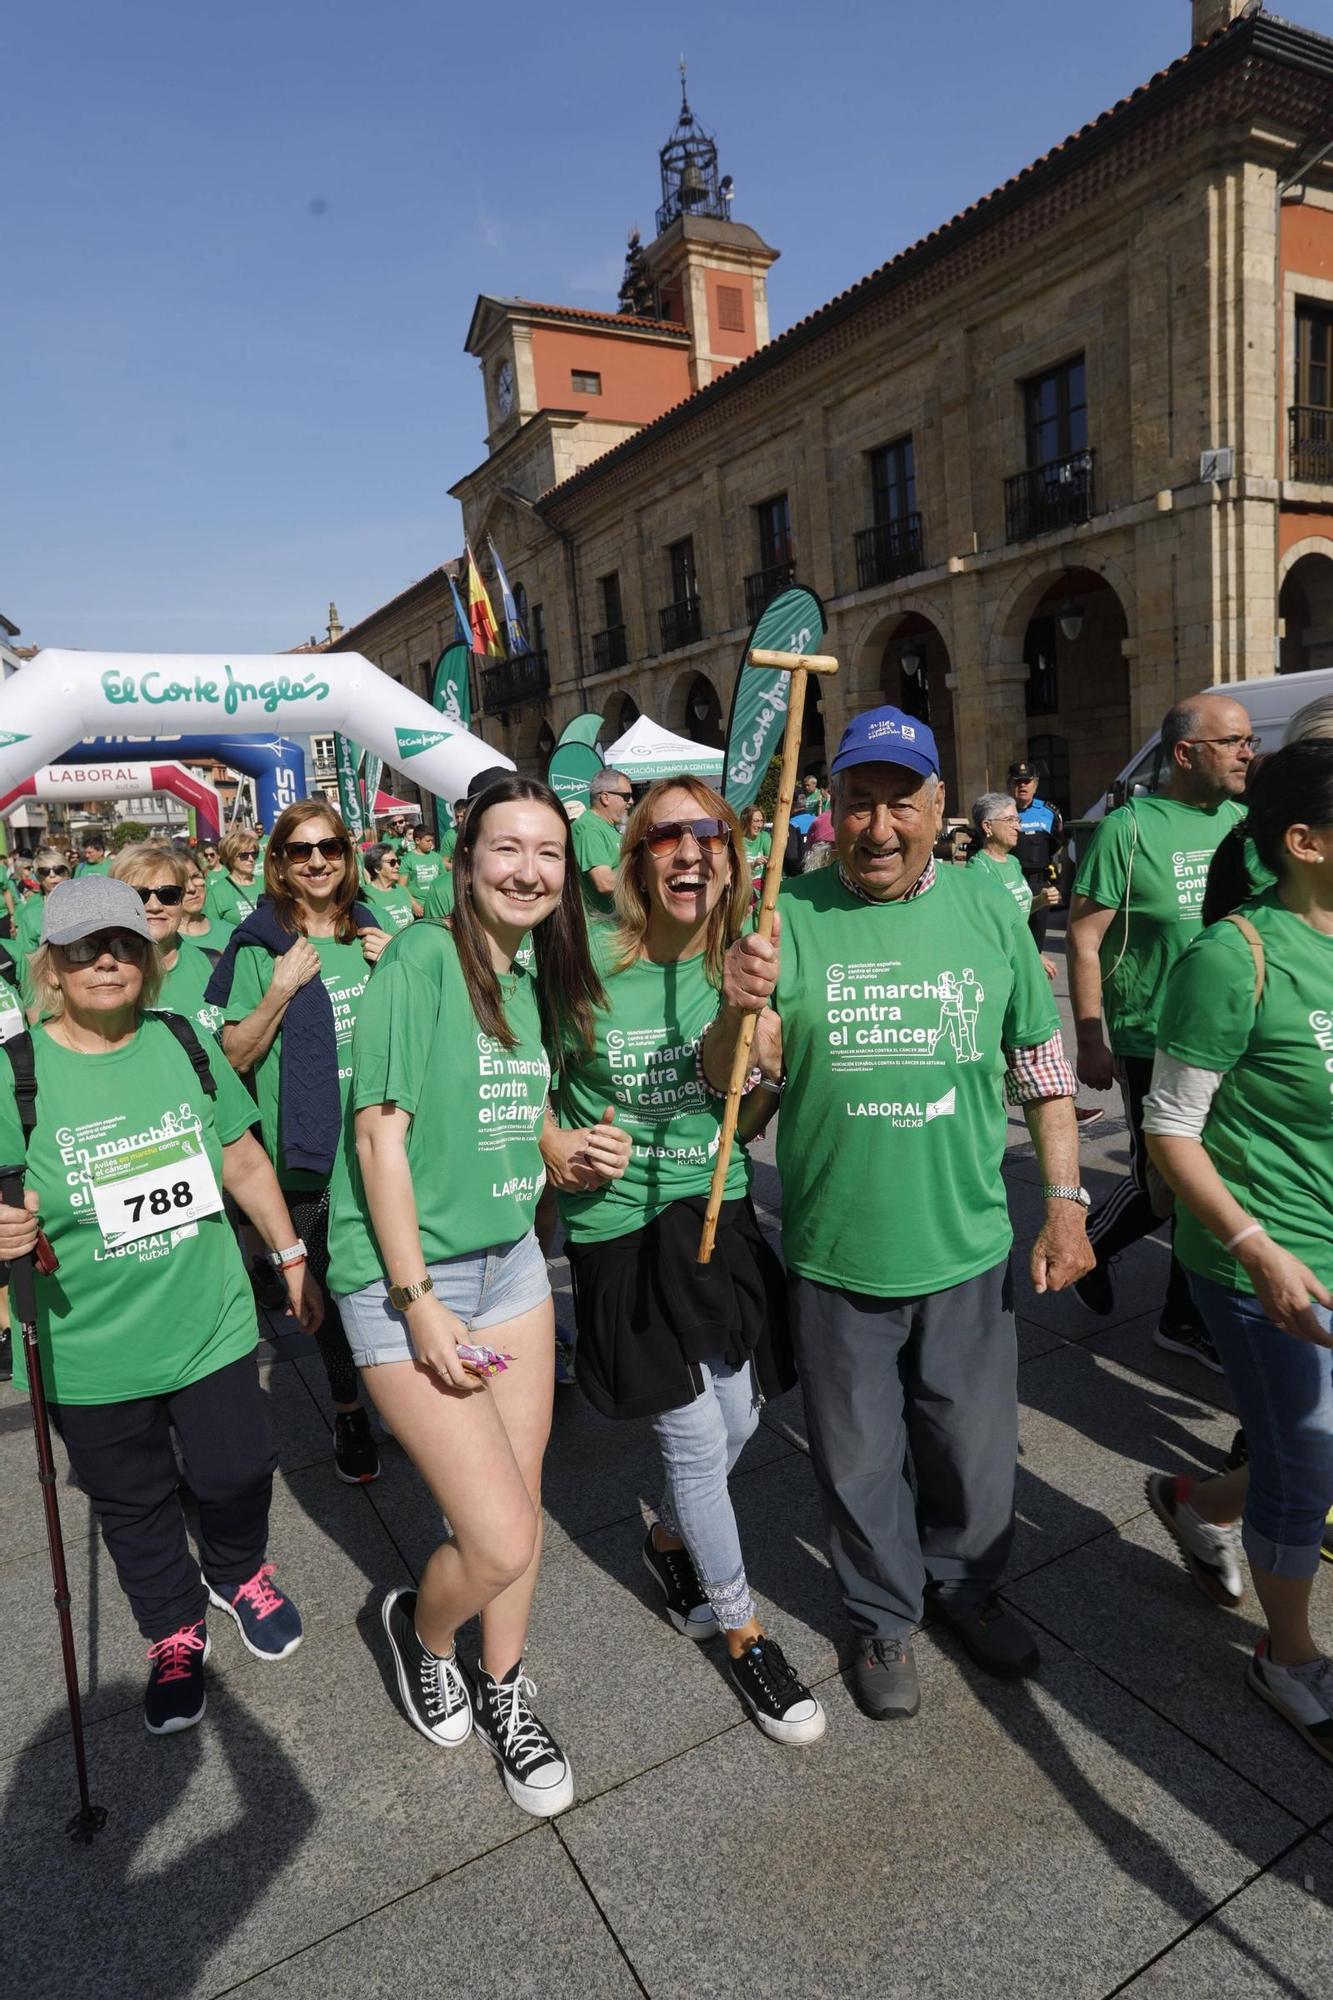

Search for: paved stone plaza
xmin=2 ymin=942 xmax=1331 ymax=1999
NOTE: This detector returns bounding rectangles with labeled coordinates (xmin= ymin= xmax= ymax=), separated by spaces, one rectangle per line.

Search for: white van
xmin=1075 ymin=664 xmax=1333 ymax=840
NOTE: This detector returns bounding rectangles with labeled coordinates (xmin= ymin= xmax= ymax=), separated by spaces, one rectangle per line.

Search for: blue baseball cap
xmin=831 ymin=706 xmax=940 ymax=783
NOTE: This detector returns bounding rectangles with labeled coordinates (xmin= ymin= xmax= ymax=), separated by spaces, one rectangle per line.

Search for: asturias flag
xmin=465 ymin=543 xmax=503 ymax=658
xmin=486 ymin=537 xmax=529 ymax=657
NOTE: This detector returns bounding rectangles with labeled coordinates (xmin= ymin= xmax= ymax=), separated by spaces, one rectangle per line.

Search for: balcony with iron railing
xmin=1290 ymin=405 xmax=1333 ymax=483
xmin=743 ymin=559 xmax=797 ymax=624
xmin=854 ymin=513 xmax=924 ymax=591
xmin=590 ymin=625 xmax=629 ymax=674
xmin=1004 ymin=448 xmax=1096 ymax=543
xmin=480 ymin=649 xmax=550 ymax=715
xmin=658 ymin=597 xmax=703 ymax=652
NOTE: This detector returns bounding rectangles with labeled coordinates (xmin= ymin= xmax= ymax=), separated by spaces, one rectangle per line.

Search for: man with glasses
xmin=571 ymin=768 xmax=632 ymax=919
xmin=1068 ymin=693 xmax=1253 ymax=1368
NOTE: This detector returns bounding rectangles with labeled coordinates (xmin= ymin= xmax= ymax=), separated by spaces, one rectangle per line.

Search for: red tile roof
xmin=492 ymin=297 xmax=689 ymax=338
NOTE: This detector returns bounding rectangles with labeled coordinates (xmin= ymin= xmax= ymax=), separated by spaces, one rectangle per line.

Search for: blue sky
xmin=11 ymin=0 xmax=1333 ymax=653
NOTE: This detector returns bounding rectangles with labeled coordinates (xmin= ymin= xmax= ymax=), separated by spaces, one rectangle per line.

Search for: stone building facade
xmin=340 ymin=3 xmax=1333 ymax=821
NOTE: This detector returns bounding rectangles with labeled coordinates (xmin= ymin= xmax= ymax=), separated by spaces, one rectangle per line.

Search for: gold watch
xmin=387 ymin=1275 xmax=434 ymax=1311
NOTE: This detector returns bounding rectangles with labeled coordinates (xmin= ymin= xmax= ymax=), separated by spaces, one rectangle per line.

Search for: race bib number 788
xmin=88 ymin=1129 xmax=223 ymax=1249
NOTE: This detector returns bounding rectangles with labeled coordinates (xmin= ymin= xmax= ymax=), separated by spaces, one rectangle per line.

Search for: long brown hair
xmin=448 ymin=776 xmax=604 ymax=1052
xmin=264 ymin=798 xmax=360 ymax=941
xmin=612 ymin=776 xmax=750 ymax=986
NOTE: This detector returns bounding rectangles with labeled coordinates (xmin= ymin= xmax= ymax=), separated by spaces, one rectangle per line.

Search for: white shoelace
xmin=492 ymin=1672 xmax=559 ymax=1772
xmin=420 ymin=1650 xmax=468 ymax=1720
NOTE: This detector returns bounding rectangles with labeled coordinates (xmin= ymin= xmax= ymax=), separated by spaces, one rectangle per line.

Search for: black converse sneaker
xmin=381 ymin=1588 xmax=471 ymax=1747
xmin=642 ymin=1526 xmax=720 ymax=1640
xmin=464 ymin=1658 xmax=574 ymax=1817
xmin=727 ymin=1635 xmax=826 ymax=1745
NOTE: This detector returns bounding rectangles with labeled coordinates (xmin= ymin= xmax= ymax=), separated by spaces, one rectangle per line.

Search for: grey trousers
xmin=790 ymin=1256 xmax=1018 ymax=1644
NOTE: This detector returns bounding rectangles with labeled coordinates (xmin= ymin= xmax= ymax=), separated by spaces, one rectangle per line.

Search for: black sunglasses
xmin=282 ymin=837 xmax=348 ymax=862
xmin=641 ymin=818 xmax=731 ymax=858
xmin=36 ymin=865 xmax=71 ymax=879
xmin=58 ymin=930 xmax=149 ymax=966
xmin=135 ymin=884 xmax=184 ymax=907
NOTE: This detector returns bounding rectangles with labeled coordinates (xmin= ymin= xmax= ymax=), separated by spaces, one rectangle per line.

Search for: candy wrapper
xmin=456 ymin=1342 xmax=513 ymax=1378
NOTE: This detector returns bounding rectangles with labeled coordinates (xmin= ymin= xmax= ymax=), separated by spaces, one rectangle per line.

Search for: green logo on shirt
xmin=395 ymin=728 xmax=451 ymax=759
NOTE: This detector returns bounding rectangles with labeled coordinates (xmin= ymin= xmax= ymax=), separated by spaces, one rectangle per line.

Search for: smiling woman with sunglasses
xmin=0 ymin=875 xmax=321 ymax=1734
xmin=205 ymin=829 xmax=263 ymax=932
xmin=110 ymin=844 xmax=225 ymax=1039
xmin=211 ymin=799 xmax=391 ymax=1484
xmin=544 ymin=776 xmax=823 ymax=1746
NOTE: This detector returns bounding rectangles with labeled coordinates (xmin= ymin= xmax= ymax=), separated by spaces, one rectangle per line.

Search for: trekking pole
xmin=0 ymin=1166 xmax=107 ymax=1843
xmin=698 ymin=644 xmax=839 ymax=1264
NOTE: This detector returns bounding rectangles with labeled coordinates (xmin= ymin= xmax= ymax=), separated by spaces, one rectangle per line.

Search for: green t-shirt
xmin=326 ymin=923 xmax=551 ymax=1294
xmin=422 ymin=869 xmax=455 ymax=920
xmin=557 ymin=935 xmax=748 ymax=1244
xmin=224 ymin=934 xmax=369 ymax=1190
xmin=402 ymin=850 xmax=444 ymax=897
xmin=207 ymin=873 xmax=259 ymax=930
xmin=968 ymin=849 xmax=1034 ymax=920
xmin=180 ymin=914 xmax=233 ymax=955
xmin=773 ymin=865 xmax=1060 ymax=1297
xmin=75 ymin=859 xmax=110 ymax=878
xmin=362 ymin=881 xmax=415 ymax=934
xmin=1156 ymin=893 xmax=1333 ymax=1295
xmin=2 ymin=1017 xmax=259 ymax=1403
xmin=156 ymin=939 xmax=227 ymax=1039
xmin=744 ymin=831 xmax=771 ymax=881
xmin=570 ymin=811 xmax=623 ymax=920
xmin=15 ymin=894 xmax=49 ymax=1011
xmin=1073 ymin=796 xmax=1245 ymax=1057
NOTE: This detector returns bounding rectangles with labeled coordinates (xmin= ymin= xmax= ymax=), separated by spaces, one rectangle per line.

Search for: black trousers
xmin=1086 ymin=1053 xmax=1198 ymax=1326
xmin=286 ymin=1185 xmax=360 ymax=1405
xmin=48 ymin=1349 xmax=275 ymax=1642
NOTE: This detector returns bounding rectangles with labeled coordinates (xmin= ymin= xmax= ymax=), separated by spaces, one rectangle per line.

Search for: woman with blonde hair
xmin=110 ymin=843 xmax=224 ymax=1038
xmin=209 ymin=798 xmax=390 ymax=1482
xmin=206 ymin=828 xmax=262 ymax=931
xmin=546 ymin=775 xmax=823 ymax=1744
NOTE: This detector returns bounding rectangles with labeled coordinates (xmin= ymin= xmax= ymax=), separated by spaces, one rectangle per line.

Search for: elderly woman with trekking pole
xmin=0 ymin=876 xmax=320 ymax=1734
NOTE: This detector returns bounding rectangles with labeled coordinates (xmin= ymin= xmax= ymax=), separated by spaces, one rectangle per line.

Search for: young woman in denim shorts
xmin=327 ymin=777 xmax=614 ymax=1817
xmin=1142 ymin=742 xmax=1333 ymax=1763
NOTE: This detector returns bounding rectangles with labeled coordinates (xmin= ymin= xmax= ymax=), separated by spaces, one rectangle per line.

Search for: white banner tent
xmin=0 ymin=760 xmax=224 ymax=841
xmin=0 ymin=652 xmax=512 ymax=810
xmin=601 ymin=715 xmax=725 ymax=784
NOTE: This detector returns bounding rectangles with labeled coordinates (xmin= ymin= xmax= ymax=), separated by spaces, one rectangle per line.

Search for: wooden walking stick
xmin=698 ymin=644 xmax=839 ymax=1264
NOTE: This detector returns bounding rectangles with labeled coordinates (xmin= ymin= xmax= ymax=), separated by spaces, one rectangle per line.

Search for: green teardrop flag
xmin=334 ymin=734 xmax=366 ymax=841
xmin=721 ymin=584 xmax=827 ymax=812
xmin=430 ymin=641 xmax=472 ymax=839
xmin=556 ymin=711 xmax=603 ymax=751
xmin=547 ymin=739 xmax=603 ymax=812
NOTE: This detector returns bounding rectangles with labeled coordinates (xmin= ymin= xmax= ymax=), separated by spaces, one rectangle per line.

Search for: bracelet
xmin=277 ymin=1256 xmax=306 ymax=1277
xmin=756 ymin=1075 xmax=785 ymax=1095
xmin=268 ymin=1238 xmax=308 ymax=1269
xmin=1223 ymin=1222 xmax=1265 ymax=1254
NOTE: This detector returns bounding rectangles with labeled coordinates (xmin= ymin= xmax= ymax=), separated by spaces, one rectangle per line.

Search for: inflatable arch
xmin=0 ymin=761 xmax=224 ymax=842
xmin=0 ymin=652 xmax=512 ymax=819
xmin=60 ymin=733 xmax=307 ymax=831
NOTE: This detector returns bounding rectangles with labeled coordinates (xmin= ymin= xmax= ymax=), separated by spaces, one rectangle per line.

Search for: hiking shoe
xmin=1073 ymin=1259 xmax=1115 ymax=1317
xmin=333 ymin=1406 xmax=380 ymax=1484
xmin=1145 ymin=1473 xmax=1244 ymax=1608
xmin=465 ymin=1658 xmax=574 ymax=1817
xmin=1153 ymin=1317 xmax=1224 ymax=1374
xmin=642 ymin=1527 xmax=719 ymax=1640
xmin=851 ymin=1636 xmax=920 ymax=1720
xmin=206 ymin=1562 xmax=304 ymax=1659
xmin=930 ymin=1593 xmax=1040 ymax=1679
xmin=727 ymin=1635 xmax=826 ymax=1744
xmin=144 ymin=1619 xmax=210 ymax=1734
xmin=1247 ymin=1640 xmax=1333 ymax=1764
xmin=381 ymin=1587 xmax=471 ymax=1747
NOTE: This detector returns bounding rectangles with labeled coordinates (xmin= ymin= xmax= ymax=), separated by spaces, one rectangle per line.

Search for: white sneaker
xmin=1247 ymin=1641 xmax=1333 ymax=1764
xmin=1145 ymin=1473 xmax=1244 ymax=1607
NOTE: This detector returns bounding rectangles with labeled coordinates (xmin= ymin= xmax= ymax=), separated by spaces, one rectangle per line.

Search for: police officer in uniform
xmin=1008 ymin=760 xmax=1063 ymax=950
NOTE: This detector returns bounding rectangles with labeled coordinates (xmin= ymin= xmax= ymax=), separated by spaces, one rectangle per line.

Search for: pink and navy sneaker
xmin=206 ymin=1563 xmax=304 ymax=1661
xmin=145 ymin=1619 xmax=210 ymax=1734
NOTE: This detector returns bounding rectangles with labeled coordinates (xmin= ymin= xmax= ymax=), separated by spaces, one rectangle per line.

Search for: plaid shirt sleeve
xmin=1003 ymin=1031 xmax=1077 ymax=1106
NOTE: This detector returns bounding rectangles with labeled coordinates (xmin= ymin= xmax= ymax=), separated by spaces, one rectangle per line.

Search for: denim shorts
xmin=336 ymin=1229 xmax=550 ymax=1368
xmin=1190 ymin=1271 xmax=1333 ymax=1579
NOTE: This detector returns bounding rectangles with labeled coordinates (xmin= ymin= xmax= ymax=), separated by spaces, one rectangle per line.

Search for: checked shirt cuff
xmin=1003 ymin=1031 xmax=1077 ymax=1106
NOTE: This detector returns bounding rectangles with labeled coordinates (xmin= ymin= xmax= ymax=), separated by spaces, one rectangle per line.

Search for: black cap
xmin=1007 ymin=760 xmax=1037 ymax=782
xmin=466 ymin=765 xmax=513 ymax=799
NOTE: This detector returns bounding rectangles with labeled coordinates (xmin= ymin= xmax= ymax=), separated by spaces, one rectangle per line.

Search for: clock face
xmin=496 ymin=359 xmax=515 ymax=418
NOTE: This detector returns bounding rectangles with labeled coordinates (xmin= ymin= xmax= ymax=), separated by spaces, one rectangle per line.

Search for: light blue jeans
xmin=652 ymin=1357 xmax=760 ymax=1630
xmin=1191 ymin=1272 xmax=1333 ymax=1579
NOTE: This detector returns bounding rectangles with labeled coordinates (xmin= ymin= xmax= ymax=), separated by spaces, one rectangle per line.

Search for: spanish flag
xmin=465 ymin=541 xmax=503 ymax=658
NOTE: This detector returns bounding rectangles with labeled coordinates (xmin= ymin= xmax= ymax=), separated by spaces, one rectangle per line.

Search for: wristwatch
xmin=1043 ymin=1184 xmax=1091 ymax=1209
xmin=268 ymin=1239 xmax=308 ymax=1269
xmin=387 ymin=1275 xmax=435 ymax=1311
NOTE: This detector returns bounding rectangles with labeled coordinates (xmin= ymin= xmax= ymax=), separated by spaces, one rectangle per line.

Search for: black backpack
xmin=2 ymin=1012 xmax=217 ymax=1148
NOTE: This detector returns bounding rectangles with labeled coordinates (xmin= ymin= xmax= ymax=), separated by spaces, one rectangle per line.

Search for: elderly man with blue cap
xmin=705 ymin=707 xmax=1093 ymax=1720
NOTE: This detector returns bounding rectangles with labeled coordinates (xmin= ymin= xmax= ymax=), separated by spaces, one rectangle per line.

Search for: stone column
xmin=982 ymin=657 xmax=1030 ymax=793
